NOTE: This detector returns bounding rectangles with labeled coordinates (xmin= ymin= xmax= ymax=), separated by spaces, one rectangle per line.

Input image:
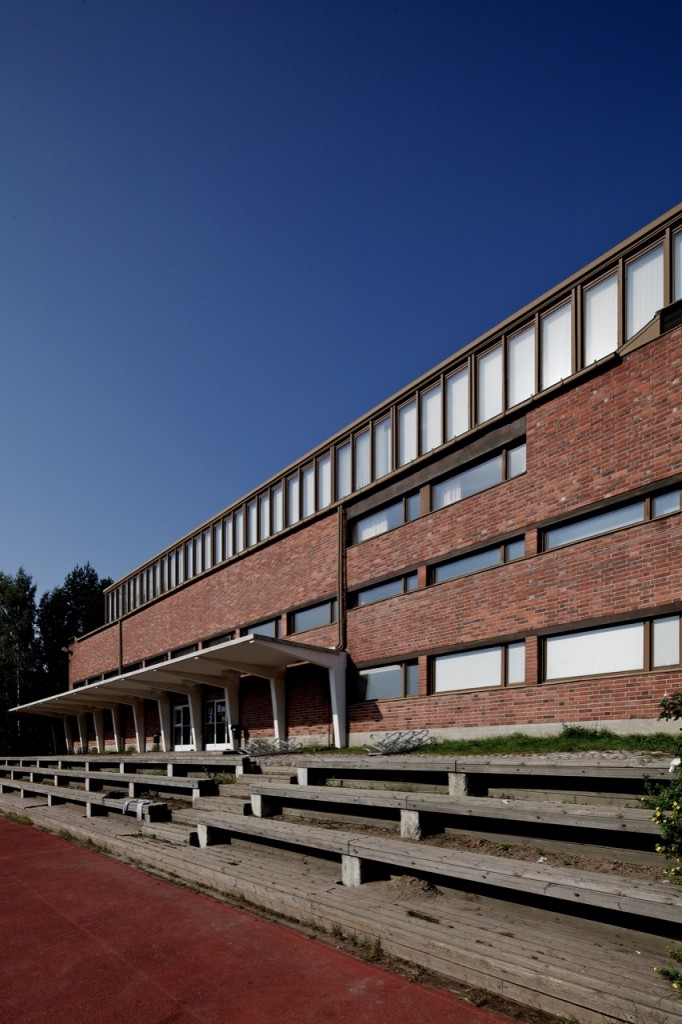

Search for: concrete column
xmin=341 ymin=854 xmax=366 ymax=887
xmin=63 ymin=717 xmax=75 ymax=753
xmin=187 ymin=686 xmax=204 ymax=751
xmin=223 ymin=672 xmax=241 ymax=751
xmin=269 ymin=673 xmax=286 ymax=742
xmin=328 ymin=656 xmax=347 ymax=749
xmin=156 ymin=695 xmax=172 ymax=753
xmin=132 ymin=698 xmax=146 ymax=754
xmin=76 ymin=714 xmax=88 ymax=753
xmin=92 ymin=710 xmax=105 ymax=753
xmin=110 ymin=706 xmax=122 ymax=752
xmin=448 ymin=772 xmax=468 ymax=796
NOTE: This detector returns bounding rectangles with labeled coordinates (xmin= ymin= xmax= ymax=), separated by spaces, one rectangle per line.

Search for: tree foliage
xmin=37 ymin=563 xmax=112 ymax=695
xmin=0 ymin=563 xmax=111 ymax=754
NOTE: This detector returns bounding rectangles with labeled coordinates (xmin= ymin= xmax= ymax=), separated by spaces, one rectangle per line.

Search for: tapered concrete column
xmin=109 ymin=705 xmax=122 ymax=752
xmin=156 ymin=695 xmax=172 ymax=753
xmin=187 ymin=686 xmax=204 ymax=751
xmin=63 ymin=717 xmax=75 ymax=753
xmin=132 ymin=698 xmax=146 ymax=754
xmin=76 ymin=714 xmax=88 ymax=753
xmin=328 ymin=656 xmax=347 ymax=749
xmin=223 ymin=672 xmax=241 ymax=751
xmin=269 ymin=673 xmax=286 ymax=742
xmin=92 ymin=710 xmax=105 ymax=753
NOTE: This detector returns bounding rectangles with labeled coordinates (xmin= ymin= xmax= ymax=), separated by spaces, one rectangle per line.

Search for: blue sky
xmin=1 ymin=0 xmax=681 ymax=598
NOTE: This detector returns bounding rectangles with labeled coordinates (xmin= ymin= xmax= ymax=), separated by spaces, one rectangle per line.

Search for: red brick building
xmin=17 ymin=205 xmax=682 ymax=752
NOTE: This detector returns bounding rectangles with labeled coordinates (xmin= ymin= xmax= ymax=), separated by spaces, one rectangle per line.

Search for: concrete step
xmin=140 ymin=820 xmax=192 ymax=844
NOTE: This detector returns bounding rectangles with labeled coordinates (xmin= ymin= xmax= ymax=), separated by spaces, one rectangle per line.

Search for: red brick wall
xmin=70 ymin=329 xmax=682 ymax=739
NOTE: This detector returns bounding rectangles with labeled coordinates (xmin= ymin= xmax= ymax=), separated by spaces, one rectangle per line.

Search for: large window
xmin=247 ymin=618 xmax=280 ymax=639
xmin=541 ymin=302 xmax=572 ymax=389
xmin=544 ymin=489 xmax=679 ymax=550
xmin=446 ymin=366 xmax=469 ymax=438
xmin=354 ymin=573 xmax=418 ymax=607
xmin=626 ymin=244 xmax=663 ymax=339
xmin=584 ymin=272 xmax=618 ymax=364
xmin=433 ymin=643 xmax=525 ymax=692
xmin=508 ymin=326 xmax=535 ymax=407
xmin=431 ymin=444 xmax=525 ymax=512
xmin=477 ymin=345 xmax=503 ymax=423
xmin=290 ymin=599 xmax=337 ymax=634
xmin=545 ymin=617 xmax=681 ymax=680
xmin=431 ymin=538 xmax=524 ymax=585
xmin=421 ymin=383 xmax=442 ymax=453
xmin=353 ymin=491 xmax=421 ymax=543
xmin=355 ymin=662 xmax=418 ymax=702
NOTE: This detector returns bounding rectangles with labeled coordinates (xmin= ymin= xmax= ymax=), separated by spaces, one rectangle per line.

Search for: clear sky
xmin=1 ymin=0 xmax=681 ymax=598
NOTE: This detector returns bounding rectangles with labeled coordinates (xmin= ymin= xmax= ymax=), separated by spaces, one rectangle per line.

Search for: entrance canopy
xmin=12 ymin=634 xmax=347 ymax=750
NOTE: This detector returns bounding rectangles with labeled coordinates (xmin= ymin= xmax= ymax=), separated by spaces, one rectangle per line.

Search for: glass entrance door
xmin=205 ymin=699 xmax=228 ymax=749
xmin=173 ymin=704 xmax=192 ymax=750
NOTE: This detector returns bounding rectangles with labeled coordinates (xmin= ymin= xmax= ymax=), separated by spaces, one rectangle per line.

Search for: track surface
xmin=0 ymin=817 xmax=513 ymax=1024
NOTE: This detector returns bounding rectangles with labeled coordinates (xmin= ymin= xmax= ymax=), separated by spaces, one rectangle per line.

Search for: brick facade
xmin=63 ymin=212 xmax=682 ymax=751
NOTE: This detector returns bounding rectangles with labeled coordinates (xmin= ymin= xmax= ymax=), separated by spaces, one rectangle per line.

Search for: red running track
xmin=0 ymin=816 xmax=514 ymax=1024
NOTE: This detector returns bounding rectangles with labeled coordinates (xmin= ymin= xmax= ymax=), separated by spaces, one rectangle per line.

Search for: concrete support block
xmin=250 ymin=793 xmax=281 ymax=818
xmin=87 ymin=802 xmax=108 ymax=817
xmin=197 ymin=823 xmax=231 ymax=847
xmin=448 ymin=772 xmax=468 ymax=797
xmin=297 ymin=767 xmax=310 ymax=786
xmin=342 ymin=854 xmax=367 ymax=887
xmin=400 ymin=809 xmax=423 ymax=840
xmin=85 ymin=776 xmax=103 ymax=792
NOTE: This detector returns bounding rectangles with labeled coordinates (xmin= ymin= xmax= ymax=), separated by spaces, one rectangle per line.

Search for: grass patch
xmin=340 ymin=725 xmax=677 ymax=758
xmin=4 ymin=810 xmax=33 ymax=826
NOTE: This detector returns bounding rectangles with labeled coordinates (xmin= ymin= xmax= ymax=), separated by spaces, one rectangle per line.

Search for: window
xmin=287 ymin=475 xmax=300 ymax=526
xmin=653 ymin=490 xmax=680 ymax=517
xmin=336 ymin=442 xmax=351 ymax=499
xmin=545 ymin=617 xmax=682 ymax=679
xmin=213 ymin=522 xmax=223 ymax=564
xmin=354 ymin=573 xmax=418 ymax=607
xmin=317 ymin=454 xmax=331 ymax=509
xmin=546 ymin=622 xmax=644 ymax=679
xmin=653 ymin=616 xmax=681 ymax=668
xmin=626 ymin=244 xmax=663 ymax=339
xmin=356 ymin=662 xmax=418 ymax=702
xmin=290 ymin=599 xmax=337 ymax=634
xmin=508 ymin=326 xmax=535 ymax=407
xmin=446 ymin=366 xmax=469 ymax=439
xmin=433 ymin=643 xmax=524 ymax=692
xmin=354 ymin=429 xmax=371 ymax=489
xmin=545 ymin=500 xmax=646 ymax=550
xmin=248 ymin=618 xmax=280 ymax=639
xmin=353 ymin=491 xmax=420 ymax=543
xmin=224 ymin=515 xmax=234 ymax=559
xmin=247 ymin=501 xmax=258 ymax=546
xmin=431 ymin=538 xmax=523 ymax=585
xmin=421 ymin=383 xmax=442 ymax=453
xmin=272 ymin=484 xmax=284 ymax=533
xmin=260 ymin=494 xmax=270 ymax=540
xmin=374 ymin=416 xmax=392 ymax=478
xmin=584 ymin=272 xmax=618 ymax=364
xmin=541 ymin=302 xmax=572 ymax=389
xmin=235 ymin=509 xmax=245 ymax=553
xmin=302 ymin=464 xmax=315 ymax=517
xmin=431 ymin=446 xmax=526 ymax=512
xmin=398 ymin=399 xmax=417 ymax=466
xmin=477 ymin=345 xmax=503 ymax=423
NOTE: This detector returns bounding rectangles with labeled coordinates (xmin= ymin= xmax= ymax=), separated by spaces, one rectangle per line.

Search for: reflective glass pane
xmin=354 ymin=501 xmax=404 ymax=542
xmin=653 ymin=491 xmax=680 ymax=517
xmin=272 ymin=484 xmax=284 ymax=533
xmin=507 ymin=642 xmax=525 ymax=684
xmin=374 ymin=416 xmax=392 ymax=478
xmin=432 ymin=454 xmax=503 ymax=510
xmin=318 ymin=454 xmax=331 ymax=509
xmin=446 ymin=366 xmax=469 ymax=439
xmin=541 ymin=302 xmax=572 ymax=389
xmin=287 ymin=476 xmax=300 ymax=526
xmin=545 ymin=501 xmax=645 ymax=549
xmin=433 ymin=546 xmax=501 ymax=584
xmin=508 ymin=443 xmax=526 ymax=478
xmin=357 ymin=665 xmax=404 ymax=701
xmin=336 ymin=443 xmax=351 ymax=499
xmin=356 ymin=578 xmax=405 ymax=606
xmin=477 ymin=345 xmax=503 ymax=423
xmin=354 ymin=429 xmax=371 ymax=488
xmin=505 ymin=538 xmax=525 ymax=561
xmin=421 ymin=384 xmax=442 ymax=453
xmin=434 ymin=647 xmax=502 ymax=692
xmin=398 ymin=400 xmax=417 ymax=466
xmin=292 ymin=601 xmax=333 ymax=633
xmin=546 ymin=623 xmax=644 ymax=679
xmin=626 ymin=244 xmax=663 ymax=339
xmin=653 ymin=616 xmax=680 ymax=667
xmin=508 ymin=326 xmax=535 ymax=407
xmin=584 ymin=272 xmax=618 ymax=364
xmin=302 ymin=465 xmax=315 ymax=517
